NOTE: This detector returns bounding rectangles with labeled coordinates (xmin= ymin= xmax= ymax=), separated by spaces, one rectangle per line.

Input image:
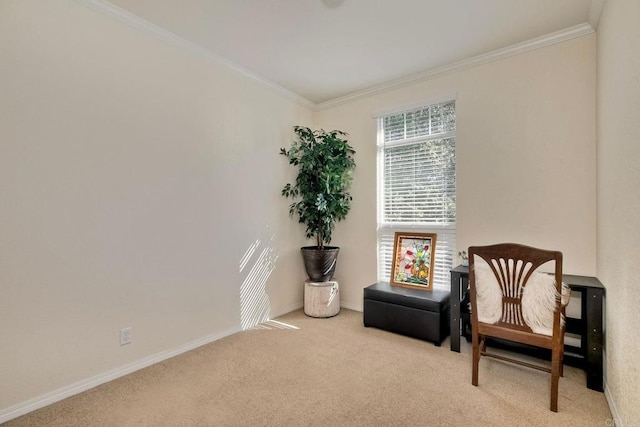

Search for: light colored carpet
xmin=5 ymin=309 xmax=611 ymax=426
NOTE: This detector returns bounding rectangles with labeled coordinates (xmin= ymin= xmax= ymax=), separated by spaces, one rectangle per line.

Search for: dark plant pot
xmin=301 ymin=246 xmax=340 ymax=282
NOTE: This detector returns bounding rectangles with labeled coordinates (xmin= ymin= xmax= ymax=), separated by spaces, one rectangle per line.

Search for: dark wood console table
xmin=450 ymin=265 xmax=605 ymax=392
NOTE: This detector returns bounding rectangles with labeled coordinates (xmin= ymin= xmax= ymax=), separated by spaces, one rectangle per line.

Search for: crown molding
xmin=73 ymin=0 xmax=315 ymax=110
xmin=73 ymin=0 xmax=596 ymax=113
xmin=315 ymin=23 xmax=595 ymax=110
xmin=588 ymin=0 xmax=605 ymax=30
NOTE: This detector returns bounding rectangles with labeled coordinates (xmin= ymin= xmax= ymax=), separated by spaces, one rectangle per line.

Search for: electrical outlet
xmin=120 ymin=327 xmax=133 ymax=346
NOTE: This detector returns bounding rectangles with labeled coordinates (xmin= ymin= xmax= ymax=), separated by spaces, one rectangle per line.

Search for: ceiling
xmin=103 ymin=0 xmax=600 ymax=106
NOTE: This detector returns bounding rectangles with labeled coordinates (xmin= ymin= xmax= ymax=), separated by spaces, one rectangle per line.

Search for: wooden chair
xmin=468 ymin=243 xmax=565 ymax=412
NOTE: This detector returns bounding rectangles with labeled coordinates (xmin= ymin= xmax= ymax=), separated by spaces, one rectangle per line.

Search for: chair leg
xmin=550 ymin=348 xmax=561 ymax=412
xmin=472 ymin=333 xmax=480 ymax=386
xmin=560 ymin=331 xmax=566 ymax=378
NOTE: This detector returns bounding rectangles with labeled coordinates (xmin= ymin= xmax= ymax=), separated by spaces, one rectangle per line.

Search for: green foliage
xmin=280 ymin=126 xmax=356 ymax=248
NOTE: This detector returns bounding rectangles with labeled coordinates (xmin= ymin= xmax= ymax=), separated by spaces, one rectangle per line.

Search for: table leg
xmin=585 ymin=288 xmax=604 ymax=392
xmin=450 ymin=272 xmax=461 ymax=352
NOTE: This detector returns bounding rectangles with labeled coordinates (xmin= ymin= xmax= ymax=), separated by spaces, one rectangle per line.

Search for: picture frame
xmin=390 ymin=232 xmax=437 ymax=290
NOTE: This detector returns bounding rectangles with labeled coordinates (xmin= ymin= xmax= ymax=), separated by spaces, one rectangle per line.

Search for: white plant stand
xmin=304 ymin=280 xmax=340 ymax=318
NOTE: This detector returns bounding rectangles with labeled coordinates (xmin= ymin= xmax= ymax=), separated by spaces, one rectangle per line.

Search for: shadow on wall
xmin=239 ymin=233 xmax=278 ymax=330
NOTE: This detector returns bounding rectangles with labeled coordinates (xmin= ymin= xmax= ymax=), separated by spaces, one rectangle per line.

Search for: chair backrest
xmin=468 ymin=243 xmax=563 ymax=334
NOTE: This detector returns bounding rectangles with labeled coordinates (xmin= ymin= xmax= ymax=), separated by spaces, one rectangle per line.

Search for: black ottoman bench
xmin=363 ymin=282 xmax=450 ymax=346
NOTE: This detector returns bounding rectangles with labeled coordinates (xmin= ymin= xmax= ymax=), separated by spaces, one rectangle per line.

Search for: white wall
xmin=596 ymin=0 xmax=640 ymax=424
xmin=316 ymin=34 xmax=597 ymax=310
xmin=0 ymin=0 xmax=310 ymax=415
xmin=0 ymin=0 xmax=610 ymax=421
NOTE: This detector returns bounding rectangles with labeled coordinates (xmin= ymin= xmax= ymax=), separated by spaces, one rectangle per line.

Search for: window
xmin=376 ymin=100 xmax=456 ymax=290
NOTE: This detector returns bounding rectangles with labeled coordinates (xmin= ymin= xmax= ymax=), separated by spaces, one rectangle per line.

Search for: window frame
xmin=376 ymin=100 xmax=457 ymax=290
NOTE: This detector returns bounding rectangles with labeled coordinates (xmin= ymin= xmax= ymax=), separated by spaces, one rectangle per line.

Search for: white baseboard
xmin=274 ymin=300 xmax=362 ymax=315
xmin=272 ymin=301 xmax=304 ymax=317
xmin=1 ymin=300 xmax=614 ymax=425
xmin=0 ymin=303 xmax=308 ymax=424
xmin=605 ymin=382 xmax=624 ymax=427
xmin=340 ymin=301 xmax=363 ymax=312
xmin=0 ymin=325 xmax=241 ymax=424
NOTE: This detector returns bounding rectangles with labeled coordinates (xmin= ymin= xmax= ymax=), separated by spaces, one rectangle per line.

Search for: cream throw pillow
xmin=474 ymin=261 xmax=567 ymax=336
xmin=473 ymin=262 xmax=503 ymax=325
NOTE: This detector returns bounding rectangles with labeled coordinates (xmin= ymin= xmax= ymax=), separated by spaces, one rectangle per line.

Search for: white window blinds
xmin=377 ymin=100 xmax=456 ymax=290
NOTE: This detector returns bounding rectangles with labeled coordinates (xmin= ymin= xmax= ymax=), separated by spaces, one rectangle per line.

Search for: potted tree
xmin=280 ymin=125 xmax=356 ymax=282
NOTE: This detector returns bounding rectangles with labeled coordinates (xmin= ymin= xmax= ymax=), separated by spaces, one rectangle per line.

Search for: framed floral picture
xmin=390 ymin=232 xmax=437 ymax=290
